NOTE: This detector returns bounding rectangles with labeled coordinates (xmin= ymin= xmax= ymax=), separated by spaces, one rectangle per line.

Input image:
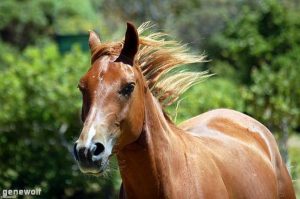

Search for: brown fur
xmin=75 ymin=22 xmax=295 ymax=199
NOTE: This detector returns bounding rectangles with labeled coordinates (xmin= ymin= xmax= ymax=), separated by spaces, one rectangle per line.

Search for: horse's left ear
xmin=115 ymin=22 xmax=139 ymax=66
xmin=89 ymin=30 xmax=101 ymax=53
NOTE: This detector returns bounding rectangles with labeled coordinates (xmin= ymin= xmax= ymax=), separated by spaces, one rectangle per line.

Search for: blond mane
xmin=92 ymin=22 xmax=209 ymax=107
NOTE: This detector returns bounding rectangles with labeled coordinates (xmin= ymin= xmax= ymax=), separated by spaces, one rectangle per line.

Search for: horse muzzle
xmin=73 ymin=142 xmax=109 ymax=175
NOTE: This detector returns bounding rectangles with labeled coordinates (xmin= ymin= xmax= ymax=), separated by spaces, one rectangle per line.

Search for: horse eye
xmin=120 ymin=83 xmax=135 ymax=97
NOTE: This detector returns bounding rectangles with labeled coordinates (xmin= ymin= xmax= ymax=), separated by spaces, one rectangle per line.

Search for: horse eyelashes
xmin=119 ymin=83 xmax=135 ymax=97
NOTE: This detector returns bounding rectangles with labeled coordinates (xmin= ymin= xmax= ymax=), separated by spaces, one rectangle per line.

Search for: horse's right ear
xmin=115 ymin=22 xmax=139 ymax=66
xmin=88 ymin=30 xmax=101 ymax=53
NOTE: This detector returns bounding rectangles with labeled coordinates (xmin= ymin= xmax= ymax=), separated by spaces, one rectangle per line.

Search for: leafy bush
xmin=168 ymin=77 xmax=245 ymax=123
xmin=0 ymin=43 xmax=120 ymax=198
xmin=210 ymin=0 xmax=300 ymax=85
xmin=207 ymin=0 xmax=300 ymax=162
xmin=0 ymin=0 xmax=103 ymax=48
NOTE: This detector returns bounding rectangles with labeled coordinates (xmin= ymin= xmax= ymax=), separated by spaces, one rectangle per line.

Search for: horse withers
xmin=73 ymin=22 xmax=296 ymax=199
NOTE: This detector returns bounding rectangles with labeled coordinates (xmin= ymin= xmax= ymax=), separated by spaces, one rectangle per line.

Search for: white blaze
xmin=85 ymin=125 xmax=96 ymax=148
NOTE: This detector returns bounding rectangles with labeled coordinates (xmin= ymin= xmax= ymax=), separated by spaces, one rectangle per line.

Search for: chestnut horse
xmin=73 ymin=22 xmax=295 ymax=198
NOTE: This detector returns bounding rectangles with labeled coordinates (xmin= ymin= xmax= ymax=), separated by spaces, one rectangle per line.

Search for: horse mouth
xmin=85 ymin=171 xmax=102 ymax=177
xmin=78 ymin=158 xmax=109 ymax=175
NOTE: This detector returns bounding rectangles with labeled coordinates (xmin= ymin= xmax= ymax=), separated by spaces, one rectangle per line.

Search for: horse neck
xmin=117 ymin=90 xmax=181 ymax=198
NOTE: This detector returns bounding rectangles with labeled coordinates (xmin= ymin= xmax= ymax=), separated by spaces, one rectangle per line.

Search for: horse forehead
xmin=81 ymin=60 xmax=135 ymax=90
xmin=103 ymin=62 xmax=135 ymax=81
xmin=80 ymin=58 xmax=108 ymax=83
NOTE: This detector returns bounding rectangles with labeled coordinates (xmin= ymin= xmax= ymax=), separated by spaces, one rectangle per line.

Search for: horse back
xmin=179 ymin=108 xmax=295 ymax=199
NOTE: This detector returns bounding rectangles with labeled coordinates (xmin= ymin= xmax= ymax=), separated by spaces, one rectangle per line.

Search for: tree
xmin=208 ymin=0 xmax=300 ymax=161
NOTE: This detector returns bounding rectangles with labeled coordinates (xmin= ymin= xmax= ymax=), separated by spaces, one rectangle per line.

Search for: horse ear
xmin=115 ymin=22 xmax=139 ymax=66
xmin=89 ymin=30 xmax=101 ymax=53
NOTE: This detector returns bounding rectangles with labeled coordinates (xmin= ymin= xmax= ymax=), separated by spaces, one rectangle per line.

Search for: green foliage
xmin=0 ymin=43 xmax=119 ymax=198
xmin=210 ymin=0 xmax=300 ymax=84
xmin=168 ymin=77 xmax=245 ymax=123
xmin=244 ymin=63 xmax=300 ymax=131
xmin=102 ymin=0 xmax=262 ymax=50
xmin=289 ymin=145 xmax=300 ymax=198
xmin=54 ymin=0 xmax=103 ymax=34
xmin=0 ymin=0 xmax=103 ymax=48
xmin=288 ymin=134 xmax=300 ymax=197
xmin=0 ymin=43 xmax=85 ymax=127
xmin=208 ymin=0 xmax=300 ymax=162
xmin=209 ymin=0 xmax=300 ymax=130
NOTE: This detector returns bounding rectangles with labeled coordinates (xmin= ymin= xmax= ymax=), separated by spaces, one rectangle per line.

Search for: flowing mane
xmin=91 ymin=22 xmax=209 ymax=107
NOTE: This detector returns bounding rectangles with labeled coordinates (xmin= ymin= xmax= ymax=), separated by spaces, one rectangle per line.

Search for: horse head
xmin=73 ymin=23 xmax=146 ymax=175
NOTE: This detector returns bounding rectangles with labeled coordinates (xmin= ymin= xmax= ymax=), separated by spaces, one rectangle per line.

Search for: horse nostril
xmin=73 ymin=143 xmax=79 ymax=161
xmin=94 ymin=142 xmax=105 ymax=156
